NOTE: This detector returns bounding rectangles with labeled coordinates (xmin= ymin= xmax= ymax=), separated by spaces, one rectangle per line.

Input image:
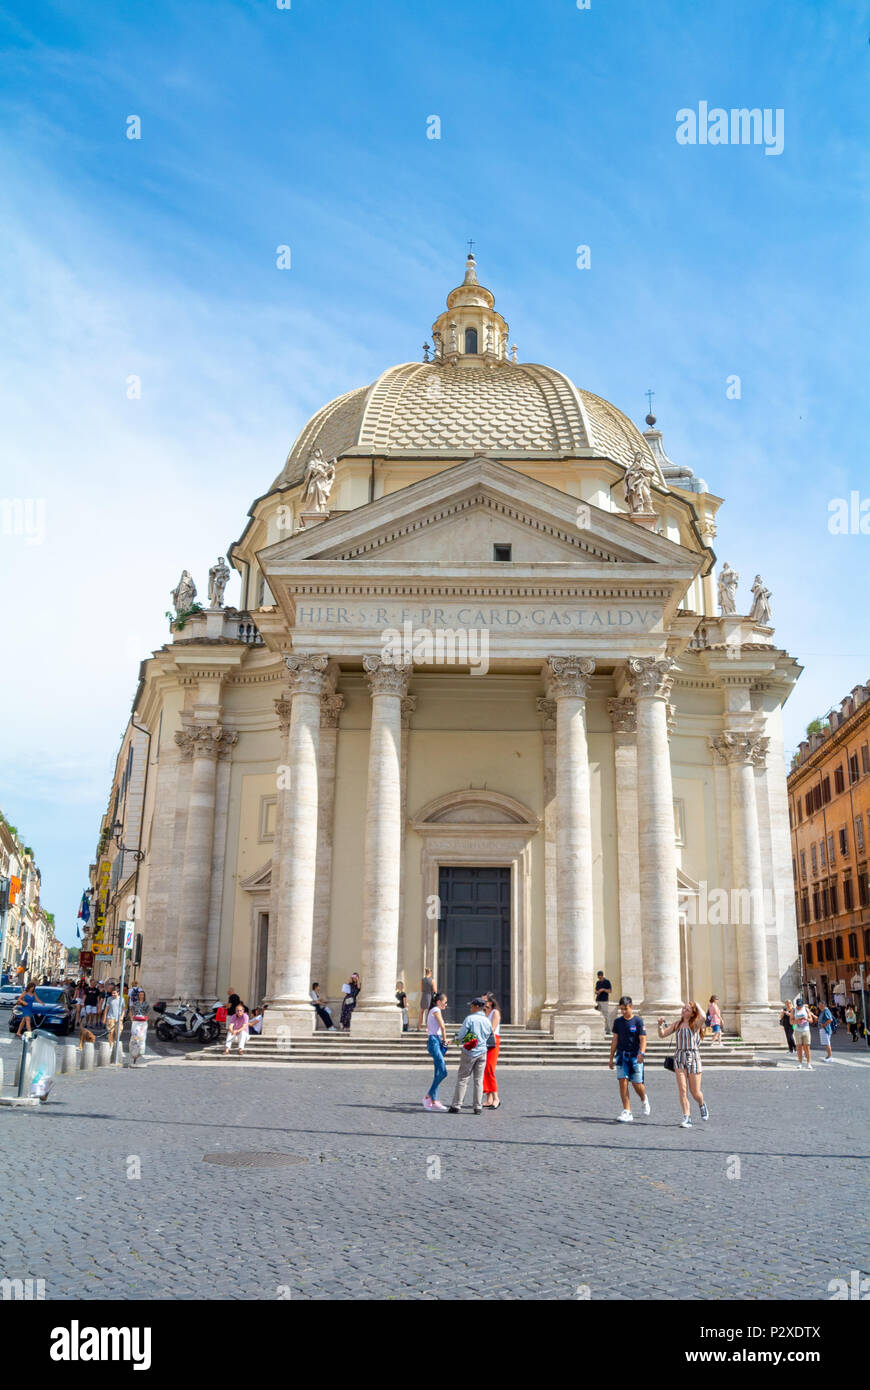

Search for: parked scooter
xmin=152 ymin=1000 xmax=220 ymax=1043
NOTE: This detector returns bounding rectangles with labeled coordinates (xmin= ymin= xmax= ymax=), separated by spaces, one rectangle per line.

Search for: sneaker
xmin=617 ymin=1109 xmax=633 ymax=1123
xmin=448 ymin=1106 xmax=460 ymax=1113
xmin=431 ymin=1100 xmax=448 ymax=1112
xmin=679 ymin=1115 xmax=693 ymax=1128
xmin=473 ymin=1107 xmax=483 ymax=1114
xmin=641 ymin=1098 xmax=651 ymax=1116
xmin=422 ymin=1095 xmax=434 ymax=1110
xmin=805 ymin=1063 xmax=814 ymax=1071
xmin=699 ymin=1103 xmax=709 ymax=1121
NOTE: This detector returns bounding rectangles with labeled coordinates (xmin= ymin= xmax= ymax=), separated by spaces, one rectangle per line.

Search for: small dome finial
xmin=644 ymin=388 xmax=656 ymax=427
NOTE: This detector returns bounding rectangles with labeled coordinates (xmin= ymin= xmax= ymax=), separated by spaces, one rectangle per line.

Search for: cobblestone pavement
xmin=1 ymin=1056 xmax=867 ymax=1301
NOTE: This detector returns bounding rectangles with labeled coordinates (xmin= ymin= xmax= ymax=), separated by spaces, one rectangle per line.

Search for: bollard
xmin=17 ymin=1034 xmax=34 ymax=1097
xmin=96 ymin=1041 xmax=111 ymax=1068
xmin=81 ymin=1040 xmax=95 ymax=1071
xmin=60 ymin=1044 xmax=77 ymax=1075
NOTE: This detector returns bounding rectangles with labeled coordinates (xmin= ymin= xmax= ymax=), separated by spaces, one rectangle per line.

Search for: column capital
xmin=363 ymin=656 xmax=411 ymax=698
xmin=321 ymin=693 xmax=345 ymax=728
xmin=400 ymin=694 xmax=417 ymax=728
xmin=543 ymin=656 xmax=595 ymax=700
xmin=283 ymin=652 xmax=331 ymax=696
xmin=626 ymin=656 xmax=676 ymax=701
xmin=709 ymin=732 xmax=769 ymax=766
xmin=607 ymin=697 xmax=636 ymax=735
xmin=536 ymin=696 xmax=557 ymax=729
xmin=174 ymin=724 xmax=237 ymax=761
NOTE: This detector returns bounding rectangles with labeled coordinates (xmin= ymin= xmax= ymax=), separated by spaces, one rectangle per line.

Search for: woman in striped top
xmin=658 ymin=1002 xmax=709 ymax=1129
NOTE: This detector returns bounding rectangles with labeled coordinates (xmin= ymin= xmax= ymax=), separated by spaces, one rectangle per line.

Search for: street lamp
xmin=109 ymin=821 xmax=144 ymax=1065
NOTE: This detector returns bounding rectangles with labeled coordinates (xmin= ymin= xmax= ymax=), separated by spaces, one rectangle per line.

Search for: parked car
xmin=0 ymin=980 xmax=25 ymax=1007
xmin=8 ymin=986 xmax=73 ymax=1036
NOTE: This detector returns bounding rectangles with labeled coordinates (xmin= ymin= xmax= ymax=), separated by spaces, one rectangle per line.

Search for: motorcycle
xmin=152 ymin=999 xmax=220 ymax=1043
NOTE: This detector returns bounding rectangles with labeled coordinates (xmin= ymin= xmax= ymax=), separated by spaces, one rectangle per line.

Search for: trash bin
xmin=129 ymin=1013 xmax=149 ymax=1063
xmin=29 ymin=1031 xmax=58 ymax=1100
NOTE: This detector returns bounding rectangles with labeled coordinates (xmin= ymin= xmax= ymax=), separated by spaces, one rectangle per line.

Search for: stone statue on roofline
xmin=749 ymin=574 xmax=772 ymax=626
xmin=301 ymin=447 xmax=336 ymax=513
xmin=208 ymin=556 xmax=231 ymax=608
xmin=171 ymin=569 xmax=197 ymax=615
xmin=623 ymin=451 xmax=655 ymax=514
xmin=717 ymin=562 xmax=738 ymax=615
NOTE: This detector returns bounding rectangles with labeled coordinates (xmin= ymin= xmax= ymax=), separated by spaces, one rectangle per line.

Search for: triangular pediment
xmin=259 ymin=455 xmax=701 ymax=572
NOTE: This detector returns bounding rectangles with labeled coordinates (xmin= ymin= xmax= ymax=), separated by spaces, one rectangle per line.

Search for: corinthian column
xmin=354 ymin=657 xmax=411 ymax=1037
xmin=264 ymin=653 xmax=330 ymax=1037
xmin=543 ymin=657 xmax=600 ymax=1040
xmin=608 ymin=697 xmax=643 ymax=1002
xmin=710 ymin=732 xmax=780 ymax=1043
xmin=311 ymin=690 xmax=344 ymax=988
xmin=626 ymin=656 xmax=682 ymax=1013
xmin=174 ymin=723 xmax=237 ymax=1000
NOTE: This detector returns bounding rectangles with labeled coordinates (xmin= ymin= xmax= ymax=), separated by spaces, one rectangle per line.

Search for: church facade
xmin=103 ymin=256 xmax=801 ymax=1042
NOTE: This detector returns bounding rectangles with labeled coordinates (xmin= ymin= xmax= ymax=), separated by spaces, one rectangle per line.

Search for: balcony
xmin=170 ymin=607 xmax=264 ymax=647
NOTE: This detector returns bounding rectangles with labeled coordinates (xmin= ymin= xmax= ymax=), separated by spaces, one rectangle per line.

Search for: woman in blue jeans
xmin=423 ymin=992 xmax=449 ymax=1111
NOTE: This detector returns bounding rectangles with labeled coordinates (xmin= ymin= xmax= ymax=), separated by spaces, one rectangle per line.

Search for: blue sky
xmin=1 ymin=0 xmax=868 ymax=944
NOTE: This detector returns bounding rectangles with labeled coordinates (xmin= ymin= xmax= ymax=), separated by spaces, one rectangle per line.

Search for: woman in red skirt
xmin=482 ymin=992 xmax=501 ymax=1109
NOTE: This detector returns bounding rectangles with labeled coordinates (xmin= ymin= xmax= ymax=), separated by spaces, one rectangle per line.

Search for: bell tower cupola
xmin=429 ymin=252 xmax=512 ymax=367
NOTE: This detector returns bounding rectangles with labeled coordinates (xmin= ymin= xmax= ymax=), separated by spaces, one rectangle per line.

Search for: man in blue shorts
xmin=609 ymin=995 xmax=650 ymax=1122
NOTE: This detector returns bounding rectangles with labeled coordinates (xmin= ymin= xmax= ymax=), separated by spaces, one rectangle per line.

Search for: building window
xmin=820 ymin=839 xmax=826 ymax=868
xmin=822 ymin=775 xmax=831 ymax=803
xmin=824 ymin=938 xmax=834 ymax=961
xmin=800 ymin=850 xmax=807 ymax=879
xmin=816 ymin=940 xmax=824 ymax=963
xmin=844 ymin=878 xmax=854 ymax=910
xmin=863 ymin=744 xmax=870 ymax=775
xmin=849 ymin=754 xmax=860 ymax=784
xmin=805 ymin=942 xmax=813 ymax=965
xmin=493 ymin=544 xmax=512 ymax=562
xmin=860 ymin=874 xmax=870 ymax=909
xmin=864 ymin=927 xmax=870 ymax=955
xmin=801 ymin=894 xmax=810 ymax=924
xmin=830 ymin=883 xmax=839 ymax=915
xmin=836 ymin=935 xmax=844 ymax=959
xmin=812 ymin=890 xmax=820 ymax=920
xmin=834 ymin=765 xmax=845 ymax=794
xmin=464 ymin=327 xmax=478 ymax=354
xmin=811 ymin=844 xmax=818 ymax=875
xmin=797 ymin=796 xmax=803 ymax=822
xmin=856 ymin=816 xmax=866 ymax=854
xmin=848 ymin=932 xmax=858 ymax=958
xmin=840 ymin=826 xmax=848 ymax=856
xmin=828 ymin=833 xmax=835 ymax=863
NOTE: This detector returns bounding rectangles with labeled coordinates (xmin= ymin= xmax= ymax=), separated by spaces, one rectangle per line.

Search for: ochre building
xmin=112 ymin=256 xmax=801 ymax=1042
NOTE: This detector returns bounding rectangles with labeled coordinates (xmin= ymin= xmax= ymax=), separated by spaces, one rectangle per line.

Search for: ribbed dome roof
xmin=271 ymin=360 xmax=656 ymax=492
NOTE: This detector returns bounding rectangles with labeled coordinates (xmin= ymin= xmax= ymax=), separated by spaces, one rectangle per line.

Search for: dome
xmin=270 ymin=255 xmax=659 ymax=493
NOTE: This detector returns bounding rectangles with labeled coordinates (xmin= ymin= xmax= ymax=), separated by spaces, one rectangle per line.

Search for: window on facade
xmin=844 ymin=878 xmax=854 ymax=910
xmin=822 ymin=776 xmax=831 ymax=803
xmin=797 ymin=796 xmax=803 ymax=822
xmin=834 ymin=765 xmax=845 ymax=794
xmin=789 ymin=805 xmax=794 ymax=829
xmin=828 ymin=833 xmax=835 ymax=863
xmin=849 ymin=754 xmax=860 ymax=784
xmin=820 ymin=839 xmax=826 ymax=868
xmin=800 ymin=850 xmax=807 ymax=879
xmin=811 ymin=844 xmax=818 ymax=874
xmin=836 ymin=935 xmax=844 ymax=959
xmin=801 ymin=895 xmax=810 ymax=924
xmin=812 ymin=890 xmax=820 ymax=920
xmin=860 ymin=874 xmax=870 ymax=908
xmin=840 ymin=826 xmax=848 ymax=856
xmin=830 ymin=883 xmax=839 ymax=915
xmin=493 ymin=544 xmax=512 ymax=562
xmin=821 ymin=886 xmax=829 ymax=917
xmin=824 ymin=938 xmax=834 ymax=961
xmin=864 ymin=927 xmax=870 ymax=955
xmin=805 ymin=942 xmax=813 ymax=964
xmin=464 ymin=327 xmax=478 ymax=354
xmin=863 ymin=744 xmax=870 ymax=775
xmin=816 ymin=940 xmax=824 ymax=963
xmin=848 ymin=932 xmax=858 ymax=958
xmin=856 ymin=817 xmax=865 ymax=854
